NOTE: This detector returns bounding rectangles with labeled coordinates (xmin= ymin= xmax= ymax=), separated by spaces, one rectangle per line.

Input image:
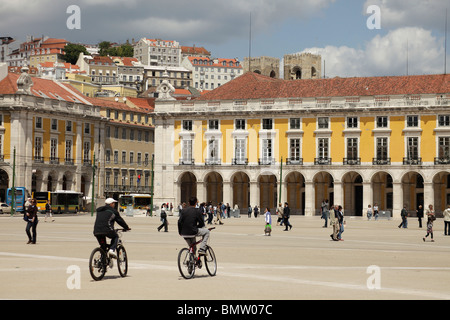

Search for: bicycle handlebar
xmin=208 ymin=227 xmax=215 ymax=231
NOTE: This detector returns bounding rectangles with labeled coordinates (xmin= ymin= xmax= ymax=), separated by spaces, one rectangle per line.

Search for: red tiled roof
xmin=197 ymin=72 xmax=450 ymax=101
xmin=181 ymin=46 xmax=210 ymax=55
xmin=126 ymin=97 xmax=155 ymax=111
xmin=0 ymin=73 xmax=91 ymax=104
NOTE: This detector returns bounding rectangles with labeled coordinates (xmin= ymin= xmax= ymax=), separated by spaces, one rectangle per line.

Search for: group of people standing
xmin=320 ymin=200 xmax=344 ymax=241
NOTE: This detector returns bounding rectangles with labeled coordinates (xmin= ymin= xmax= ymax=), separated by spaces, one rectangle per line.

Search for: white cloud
xmin=302 ymin=27 xmax=447 ymax=77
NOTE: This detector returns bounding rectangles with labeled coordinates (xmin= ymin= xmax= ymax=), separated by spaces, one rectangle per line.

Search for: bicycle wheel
xmin=178 ymin=248 xmax=195 ymax=279
xmin=204 ymin=246 xmax=217 ymax=276
xmin=89 ymin=247 xmax=107 ymax=281
xmin=117 ymin=245 xmax=128 ymax=277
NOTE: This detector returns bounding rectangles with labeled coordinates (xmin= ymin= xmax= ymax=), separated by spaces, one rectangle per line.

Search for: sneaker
xmin=108 ymin=249 xmax=117 ymax=258
xmin=198 ymin=249 xmax=206 ymax=256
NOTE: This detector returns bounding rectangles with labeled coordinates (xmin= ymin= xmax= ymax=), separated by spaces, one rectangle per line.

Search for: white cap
xmin=105 ymin=198 xmax=118 ymax=205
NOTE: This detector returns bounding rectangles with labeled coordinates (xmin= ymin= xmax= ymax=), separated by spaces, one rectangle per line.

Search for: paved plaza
xmin=1 ymin=212 xmax=450 ymax=300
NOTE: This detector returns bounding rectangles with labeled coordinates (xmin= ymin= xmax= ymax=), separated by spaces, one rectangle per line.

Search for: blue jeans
xmin=26 ymin=219 xmax=38 ymax=243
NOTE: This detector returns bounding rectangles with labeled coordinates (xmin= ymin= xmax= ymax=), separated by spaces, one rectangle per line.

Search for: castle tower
xmin=283 ymin=52 xmax=321 ymax=80
xmin=243 ymin=56 xmax=280 ymax=79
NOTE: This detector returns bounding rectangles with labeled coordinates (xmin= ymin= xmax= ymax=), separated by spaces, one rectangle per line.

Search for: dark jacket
xmin=178 ymin=206 xmax=204 ymax=236
xmin=93 ymin=205 xmax=129 ymax=236
xmin=283 ymin=206 xmax=290 ymax=219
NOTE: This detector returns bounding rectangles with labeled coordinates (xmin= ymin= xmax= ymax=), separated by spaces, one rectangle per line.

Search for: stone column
xmin=304 ymin=180 xmax=315 ymax=216
xmin=363 ymin=181 xmax=373 ymax=217
xmin=392 ymin=182 xmax=403 ymax=219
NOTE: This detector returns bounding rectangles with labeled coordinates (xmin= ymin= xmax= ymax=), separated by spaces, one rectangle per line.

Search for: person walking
xmin=398 ymin=205 xmax=408 ymax=228
xmin=329 ymin=205 xmax=339 ymax=241
xmin=264 ymin=207 xmax=272 ymax=236
xmin=423 ymin=204 xmax=436 ymax=242
xmin=253 ymin=205 xmax=259 ymax=218
xmin=276 ymin=203 xmax=284 ymax=226
xmin=443 ymin=204 xmax=450 ymax=236
xmin=247 ymin=205 xmax=252 ymax=218
xmin=337 ymin=205 xmax=344 ymax=241
xmin=25 ymin=199 xmax=39 ymax=244
xmin=44 ymin=202 xmax=54 ymax=222
xmin=367 ymin=204 xmax=373 ymax=220
xmin=373 ymin=203 xmax=379 ymax=220
xmin=416 ymin=205 xmax=424 ymax=228
xmin=283 ymin=202 xmax=292 ymax=231
xmin=321 ymin=199 xmax=329 ymax=228
xmin=157 ymin=203 xmax=168 ymax=232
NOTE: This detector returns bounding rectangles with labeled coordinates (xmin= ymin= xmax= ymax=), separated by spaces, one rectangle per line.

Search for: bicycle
xmin=89 ymin=228 xmax=129 ymax=281
xmin=178 ymin=227 xmax=217 ymax=279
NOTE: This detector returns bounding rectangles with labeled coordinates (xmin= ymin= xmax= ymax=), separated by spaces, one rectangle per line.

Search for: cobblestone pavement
xmin=1 ymin=213 xmax=450 ymax=300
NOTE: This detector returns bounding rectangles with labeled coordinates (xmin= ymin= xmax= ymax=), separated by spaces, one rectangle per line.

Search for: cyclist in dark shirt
xmin=178 ymin=196 xmax=210 ymax=255
xmin=93 ymin=198 xmax=130 ymax=258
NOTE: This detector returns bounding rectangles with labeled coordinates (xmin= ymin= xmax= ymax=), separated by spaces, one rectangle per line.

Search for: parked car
xmin=0 ymin=203 xmax=11 ymax=214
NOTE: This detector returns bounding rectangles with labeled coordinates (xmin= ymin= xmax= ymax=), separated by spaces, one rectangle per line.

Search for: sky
xmin=1 ymin=0 xmax=450 ymax=78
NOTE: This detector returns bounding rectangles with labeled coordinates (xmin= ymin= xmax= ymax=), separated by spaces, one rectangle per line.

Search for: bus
xmin=33 ymin=191 xmax=51 ymax=212
xmin=50 ymin=190 xmax=84 ymax=213
xmin=6 ymin=187 xmax=27 ymax=212
xmin=118 ymin=194 xmax=152 ymax=215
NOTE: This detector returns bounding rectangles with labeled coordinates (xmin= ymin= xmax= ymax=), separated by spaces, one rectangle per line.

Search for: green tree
xmin=61 ymin=44 xmax=89 ymax=65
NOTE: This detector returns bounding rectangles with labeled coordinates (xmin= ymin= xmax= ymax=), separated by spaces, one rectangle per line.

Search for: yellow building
xmin=0 ymin=65 xmax=105 ymax=201
xmin=154 ymin=72 xmax=450 ymax=218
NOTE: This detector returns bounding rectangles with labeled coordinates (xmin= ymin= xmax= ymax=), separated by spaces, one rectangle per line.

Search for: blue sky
xmin=1 ymin=0 xmax=450 ymax=77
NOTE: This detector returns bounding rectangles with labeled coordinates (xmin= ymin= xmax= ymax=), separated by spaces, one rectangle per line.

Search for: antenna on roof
xmin=248 ymin=12 xmax=252 ymax=72
xmin=445 ymin=8 xmax=448 ymax=74
xmin=406 ymin=39 xmax=409 ymax=76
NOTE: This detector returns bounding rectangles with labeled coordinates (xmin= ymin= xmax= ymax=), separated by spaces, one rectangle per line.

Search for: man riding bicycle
xmin=93 ymin=198 xmax=131 ymax=258
xmin=178 ymin=196 xmax=210 ymax=255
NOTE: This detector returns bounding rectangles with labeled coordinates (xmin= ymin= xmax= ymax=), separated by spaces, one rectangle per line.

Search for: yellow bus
xmin=118 ymin=194 xmax=152 ymax=215
xmin=32 ymin=191 xmax=51 ymax=212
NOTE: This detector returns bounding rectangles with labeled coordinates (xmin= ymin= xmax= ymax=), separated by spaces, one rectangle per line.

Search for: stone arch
xmin=179 ymin=172 xmax=197 ymax=205
xmin=285 ymin=171 xmax=305 ymax=215
xmin=371 ymin=171 xmax=394 ymax=212
xmin=258 ymin=173 xmax=277 ymax=210
xmin=204 ymin=171 xmax=223 ymax=205
xmin=401 ymin=171 xmax=424 ymax=213
xmin=230 ymin=171 xmax=250 ymax=210
xmin=0 ymin=169 xmax=9 ymax=202
xmin=312 ymin=171 xmax=334 ymax=215
xmin=342 ymin=171 xmax=363 ymax=216
xmin=432 ymin=171 xmax=450 ymax=214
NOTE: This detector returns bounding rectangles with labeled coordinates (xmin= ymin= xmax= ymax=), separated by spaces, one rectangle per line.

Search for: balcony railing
xmin=403 ymin=157 xmax=422 ymax=165
xmin=179 ymin=158 xmax=195 ymax=165
xmin=314 ymin=157 xmax=332 ymax=165
xmin=258 ymin=158 xmax=275 ymax=165
xmin=434 ymin=157 xmax=450 ymax=165
xmin=343 ymin=158 xmax=361 ymax=165
xmin=286 ymin=157 xmax=303 ymax=165
xmin=372 ymin=157 xmax=391 ymax=165
xmin=205 ymin=158 xmax=221 ymax=166
xmin=232 ymin=158 xmax=248 ymax=165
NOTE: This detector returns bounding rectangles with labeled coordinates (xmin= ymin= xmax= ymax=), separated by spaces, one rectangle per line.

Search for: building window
xmin=34 ymin=137 xmax=42 ymax=160
xmin=182 ymin=140 xmax=193 ymax=164
xmin=83 ymin=141 xmax=90 ymax=162
xmin=261 ymin=139 xmax=273 ymax=164
xmin=406 ymin=137 xmax=419 ymax=159
xmin=438 ymin=115 xmax=450 ymax=127
xmin=346 ymin=138 xmax=358 ymax=160
xmin=114 ymin=150 xmax=119 ymax=164
xmin=234 ymin=138 xmax=246 ymax=164
xmin=65 ymin=140 xmax=72 ymax=161
xmin=35 ymin=117 xmax=42 ymax=129
xmin=318 ymin=138 xmax=329 ymax=159
xmin=122 ymin=151 xmax=126 ymax=164
xmin=347 ymin=117 xmax=358 ymax=129
xmin=183 ymin=120 xmax=192 ymax=131
xmin=209 ymin=119 xmax=219 ymax=130
xmin=376 ymin=137 xmax=388 ymax=160
xmin=290 ymin=118 xmax=301 ymax=130
xmin=290 ymin=138 xmax=301 ymax=161
xmin=84 ymin=123 xmax=90 ymax=134
xmin=129 ymin=152 xmax=134 ymax=165
xmin=105 ymin=149 xmax=111 ymax=163
xmin=66 ymin=120 xmax=72 ymax=132
xmin=376 ymin=116 xmax=388 ymax=128
xmin=50 ymin=138 xmax=57 ymax=160
xmin=438 ymin=137 xmax=450 ymax=160
xmin=235 ymin=119 xmax=246 ymax=130
xmin=208 ymin=138 xmax=219 ymax=164
xmin=51 ymin=119 xmax=58 ymax=131
xmin=262 ymin=119 xmax=273 ymax=130
xmin=406 ymin=115 xmax=419 ymax=127
xmin=318 ymin=117 xmax=329 ymax=129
